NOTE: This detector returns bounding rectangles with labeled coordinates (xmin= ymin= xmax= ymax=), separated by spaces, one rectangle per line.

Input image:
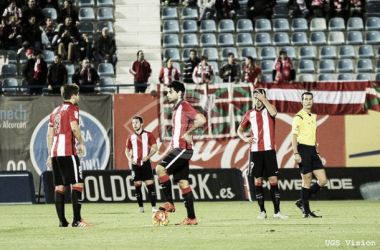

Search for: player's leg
xmin=250 ymin=152 xmax=266 ymax=219
xmin=52 ymin=157 xmax=69 ymax=227
xmin=175 ymin=179 xmax=198 ymax=226
xmin=132 ymin=164 xmax=144 ymax=213
xmin=254 ymin=177 xmax=266 ymax=218
xmin=144 ymin=180 xmax=157 ymax=212
xmin=156 ymin=164 xmax=174 ymax=209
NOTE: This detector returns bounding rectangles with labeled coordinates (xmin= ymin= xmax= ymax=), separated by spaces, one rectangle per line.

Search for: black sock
xmin=309 ymin=183 xmax=321 ymax=198
xmin=135 ymin=184 xmax=143 ymax=207
xmin=182 ymin=187 xmax=195 ymax=219
xmin=255 ymin=184 xmax=265 ymax=212
xmin=146 ymin=184 xmax=156 ymax=207
xmin=270 ymin=183 xmax=280 ymax=214
xmin=159 ymin=175 xmax=173 ymax=204
xmin=301 ymin=187 xmax=311 ymax=214
xmin=72 ymin=187 xmax=83 ymax=222
xmin=54 ymin=190 xmax=67 ymax=224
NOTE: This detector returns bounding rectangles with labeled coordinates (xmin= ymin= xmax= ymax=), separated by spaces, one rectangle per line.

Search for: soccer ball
xmin=152 ymin=210 xmax=169 ymax=226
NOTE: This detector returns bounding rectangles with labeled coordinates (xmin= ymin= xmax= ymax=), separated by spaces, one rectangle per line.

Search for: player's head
xmin=132 ymin=115 xmax=143 ymax=132
xmin=167 ymin=80 xmax=185 ymax=103
xmin=253 ymin=88 xmax=266 ymax=109
xmin=62 ymin=84 xmax=80 ymax=104
xmin=301 ymin=91 xmax=314 ymax=109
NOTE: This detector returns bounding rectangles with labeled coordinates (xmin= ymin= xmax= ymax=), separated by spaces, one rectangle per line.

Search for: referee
xmin=292 ymin=92 xmax=328 ymax=218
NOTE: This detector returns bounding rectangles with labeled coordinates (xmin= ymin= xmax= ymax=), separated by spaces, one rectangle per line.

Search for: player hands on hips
xmin=292 ymin=92 xmax=328 ymax=218
xmin=237 ymin=89 xmax=289 ymax=220
xmin=155 ymin=81 xmax=206 ymax=225
xmin=125 ymin=115 xmax=158 ymax=213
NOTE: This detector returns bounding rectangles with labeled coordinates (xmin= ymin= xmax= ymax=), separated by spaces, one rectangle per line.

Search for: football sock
xmin=255 ymin=183 xmax=265 ymax=212
xmin=72 ymin=187 xmax=83 ymax=222
xmin=309 ymin=183 xmax=321 ymax=198
xmin=146 ymin=183 xmax=156 ymax=207
xmin=270 ymin=182 xmax=280 ymax=214
xmin=182 ymin=187 xmax=196 ymax=219
xmin=135 ymin=183 xmax=143 ymax=207
xmin=301 ymin=187 xmax=311 ymax=214
xmin=159 ymin=175 xmax=173 ymax=204
xmin=54 ymin=190 xmax=67 ymax=224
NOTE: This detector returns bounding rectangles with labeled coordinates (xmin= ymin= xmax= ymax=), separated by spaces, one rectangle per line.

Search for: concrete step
xmin=115 ymin=20 xmax=160 ymax=33
xmin=115 ymin=33 xmax=161 ymax=47
xmin=115 ymin=0 xmax=160 ymax=6
xmin=115 ymin=6 xmax=160 ymax=19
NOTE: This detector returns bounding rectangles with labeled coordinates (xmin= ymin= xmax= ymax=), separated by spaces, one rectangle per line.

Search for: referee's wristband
xmin=294 ymin=153 xmax=299 ymax=155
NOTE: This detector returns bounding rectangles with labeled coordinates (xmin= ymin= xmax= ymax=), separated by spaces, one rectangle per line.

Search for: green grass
xmin=0 ymin=201 xmax=379 ymax=250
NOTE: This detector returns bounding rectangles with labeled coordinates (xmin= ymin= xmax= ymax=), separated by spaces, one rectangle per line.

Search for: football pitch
xmin=0 ymin=201 xmax=378 ymax=250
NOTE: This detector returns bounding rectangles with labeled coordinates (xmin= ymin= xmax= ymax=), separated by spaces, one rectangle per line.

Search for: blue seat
xmin=261 ymin=74 xmax=273 ymax=82
xmin=182 ymin=6 xmax=198 ymax=20
xmin=97 ymin=21 xmax=113 ymax=34
xmin=347 ymin=17 xmax=364 ymax=31
xmin=365 ymin=31 xmax=380 ymax=45
xmin=236 ymin=5 xmax=248 ymax=18
xmin=238 ymin=0 xmax=248 ymax=4
xmin=172 ymin=62 xmax=181 ymax=73
xmin=255 ymin=19 xmax=271 ymax=32
xmin=337 ymin=59 xmax=354 ymax=73
xmin=202 ymin=48 xmax=219 ymax=61
xmin=181 ymin=34 xmax=198 ymax=47
xmin=236 ymin=33 xmax=253 ymax=46
xmin=20 ymin=78 xmax=28 ymax=94
xmin=221 ymin=47 xmax=238 ymax=61
xmin=163 ymin=34 xmax=180 ymax=47
xmin=218 ymin=33 xmax=234 ymax=47
xmin=162 ymin=6 xmax=178 ymax=20
xmin=310 ymin=32 xmax=326 ymax=45
xmin=200 ymin=34 xmax=217 ymax=47
xmin=163 ymin=20 xmax=179 ymax=33
xmin=365 ymin=17 xmax=380 ymax=30
xmin=241 ymin=47 xmax=257 ymax=60
xmin=338 ymin=73 xmax=354 ymax=81
xmin=298 ymin=60 xmax=315 ymax=73
xmin=78 ymin=0 xmax=94 ymax=7
xmin=163 ymin=48 xmax=180 ymax=62
xmin=98 ymin=63 xmax=114 ymax=77
xmin=273 ymin=32 xmax=289 ymax=46
xmin=377 ymin=74 xmax=380 ymax=81
xmin=208 ymin=61 xmax=219 ymax=76
xmin=318 ymin=59 xmax=335 ymax=73
xmin=356 ymin=73 xmax=372 ymax=81
xmin=291 ymin=32 xmax=308 ymax=46
xmin=78 ymin=21 xmax=94 ymax=34
xmin=42 ymin=50 xmax=55 ymax=64
xmin=2 ymin=78 xmax=18 ymax=94
xmin=19 ymin=52 xmax=28 ymax=64
xmin=218 ymin=19 xmax=235 ymax=33
xmin=6 ymin=50 xmax=17 ymax=64
xmin=65 ymin=63 xmax=75 ymax=76
xmin=182 ymin=20 xmax=197 ymax=33
xmin=254 ymin=33 xmax=271 ymax=46
xmin=78 ymin=7 xmax=95 ymax=21
xmin=273 ymin=5 xmax=290 ymax=18
xmin=291 ymin=18 xmax=308 ymax=32
xmin=280 ymin=46 xmax=296 ymax=59
xmin=260 ymin=60 xmax=273 ymax=74
xmin=1 ymin=64 xmax=17 ymax=77
xmin=97 ymin=7 xmax=113 ymax=21
xmin=236 ymin=19 xmax=253 ymax=32
xmin=99 ymin=77 xmax=115 ymax=93
xmin=310 ymin=17 xmax=327 ymax=31
xmin=299 ymin=46 xmax=316 ymax=59
xmin=273 ymin=18 xmax=289 ymax=32
xmin=97 ymin=0 xmax=113 ymax=7
xmin=328 ymin=17 xmax=345 ymax=31
xmin=358 ymin=45 xmax=374 ymax=59
xmin=260 ymin=47 xmax=276 ymax=60
xmin=366 ymin=3 xmax=380 ymax=17
xmin=200 ymin=20 xmax=216 ymax=33
xmin=181 ymin=48 xmax=198 ymax=60
xmin=42 ymin=7 xmax=58 ymax=21
xmin=328 ymin=31 xmax=345 ymax=45
xmin=346 ymin=31 xmax=363 ymax=45
xmin=319 ymin=46 xmax=337 ymax=59
xmin=339 ymin=45 xmax=355 ymax=59
xmin=318 ymin=74 xmax=334 ymax=81
xmin=356 ymin=59 xmax=373 ymax=72
xmin=299 ymin=74 xmax=314 ymax=81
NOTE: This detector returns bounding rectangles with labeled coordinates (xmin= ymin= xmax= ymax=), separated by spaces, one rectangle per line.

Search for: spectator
xmin=22 ymin=15 xmax=42 ymax=50
xmin=23 ymin=49 xmax=48 ymax=95
xmin=215 ymin=0 xmax=240 ymax=21
xmin=75 ymin=32 xmax=94 ymax=62
xmin=246 ymin=0 xmax=275 ymax=20
xmin=220 ymin=53 xmax=240 ymax=84
xmin=21 ymin=0 xmax=45 ymax=26
xmin=72 ymin=58 xmax=99 ymax=94
xmin=242 ymin=56 xmax=262 ymax=86
xmin=2 ymin=0 xmax=22 ymax=26
xmin=289 ymin=0 xmax=311 ymax=18
xmin=182 ymin=0 xmax=197 ymax=6
xmin=57 ymin=0 xmax=78 ymax=25
xmin=348 ymin=0 xmax=364 ymax=20
xmin=159 ymin=57 xmax=180 ymax=85
xmin=2 ymin=15 xmax=22 ymax=49
xmin=183 ymin=49 xmax=200 ymax=84
xmin=197 ymin=0 xmax=216 ymax=25
xmin=328 ymin=0 xmax=349 ymax=22
xmin=93 ymin=27 xmax=117 ymax=69
xmin=40 ymin=17 xmax=58 ymax=50
xmin=57 ymin=16 xmax=79 ymax=62
xmin=129 ymin=50 xmax=151 ymax=93
xmin=192 ymin=55 xmax=215 ymax=85
xmin=272 ymin=49 xmax=295 ymax=84
xmin=39 ymin=0 xmax=60 ymax=13
xmin=309 ymin=0 xmax=324 ymax=18
xmin=47 ymin=54 xmax=68 ymax=94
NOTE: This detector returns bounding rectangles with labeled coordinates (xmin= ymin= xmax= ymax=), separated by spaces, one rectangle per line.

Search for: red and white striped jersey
xmin=49 ymin=102 xmax=79 ymax=157
xmin=171 ymin=100 xmax=200 ymax=150
xmin=240 ymin=107 xmax=276 ymax=152
xmin=126 ymin=130 xmax=156 ymax=166
xmin=158 ymin=66 xmax=180 ymax=85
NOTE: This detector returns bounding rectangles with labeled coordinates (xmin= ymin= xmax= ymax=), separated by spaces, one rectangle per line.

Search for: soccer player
xmin=125 ymin=115 xmax=158 ymax=213
xmin=46 ymin=84 xmax=93 ymax=227
xmin=237 ymin=89 xmax=289 ymax=219
xmin=156 ymin=80 xmax=206 ymax=225
xmin=292 ymin=92 xmax=328 ymax=218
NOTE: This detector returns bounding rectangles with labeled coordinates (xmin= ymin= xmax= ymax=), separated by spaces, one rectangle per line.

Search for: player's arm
xmin=237 ymin=125 xmax=257 ymax=144
xmin=255 ymin=89 xmax=277 ymax=117
xmin=71 ymin=120 xmax=84 ymax=157
xmin=181 ymin=113 xmax=206 ymax=142
xmin=142 ymin=143 xmax=157 ymax=162
xmin=125 ymin=147 xmax=136 ymax=165
xmin=46 ymin=127 xmax=54 ymax=168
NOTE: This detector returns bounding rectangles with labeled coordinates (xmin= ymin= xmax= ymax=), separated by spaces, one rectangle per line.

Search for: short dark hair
xmin=167 ymin=80 xmax=185 ymax=96
xmin=165 ymin=57 xmax=171 ymax=64
xmin=201 ymin=55 xmax=208 ymax=61
xmin=55 ymin=54 xmax=62 ymax=59
xmin=228 ymin=53 xmax=234 ymax=58
xmin=190 ymin=49 xmax=197 ymax=54
xmin=280 ymin=49 xmax=287 ymax=56
xmin=62 ymin=84 xmax=79 ymax=100
xmin=301 ymin=91 xmax=313 ymax=100
xmin=132 ymin=115 xmax=143 ymax=123
xmin=137 ymin=50 xmax=143 ymax=57
xmin=255 ymin=88 xmax=266 ymax=96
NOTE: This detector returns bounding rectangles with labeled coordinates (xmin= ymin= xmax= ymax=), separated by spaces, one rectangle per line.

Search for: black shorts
xmin=159 ymin=148 xmax=193 ymax=182
xmin=297 ymin=144 xmax=324 ymax=174
xmin=52 ymin=155 xmax=83 ymax=186
xmin=249 ymin=150 xmax=279 ymax=178
xmin=132 ymin=161 xmax=154 ymax=182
